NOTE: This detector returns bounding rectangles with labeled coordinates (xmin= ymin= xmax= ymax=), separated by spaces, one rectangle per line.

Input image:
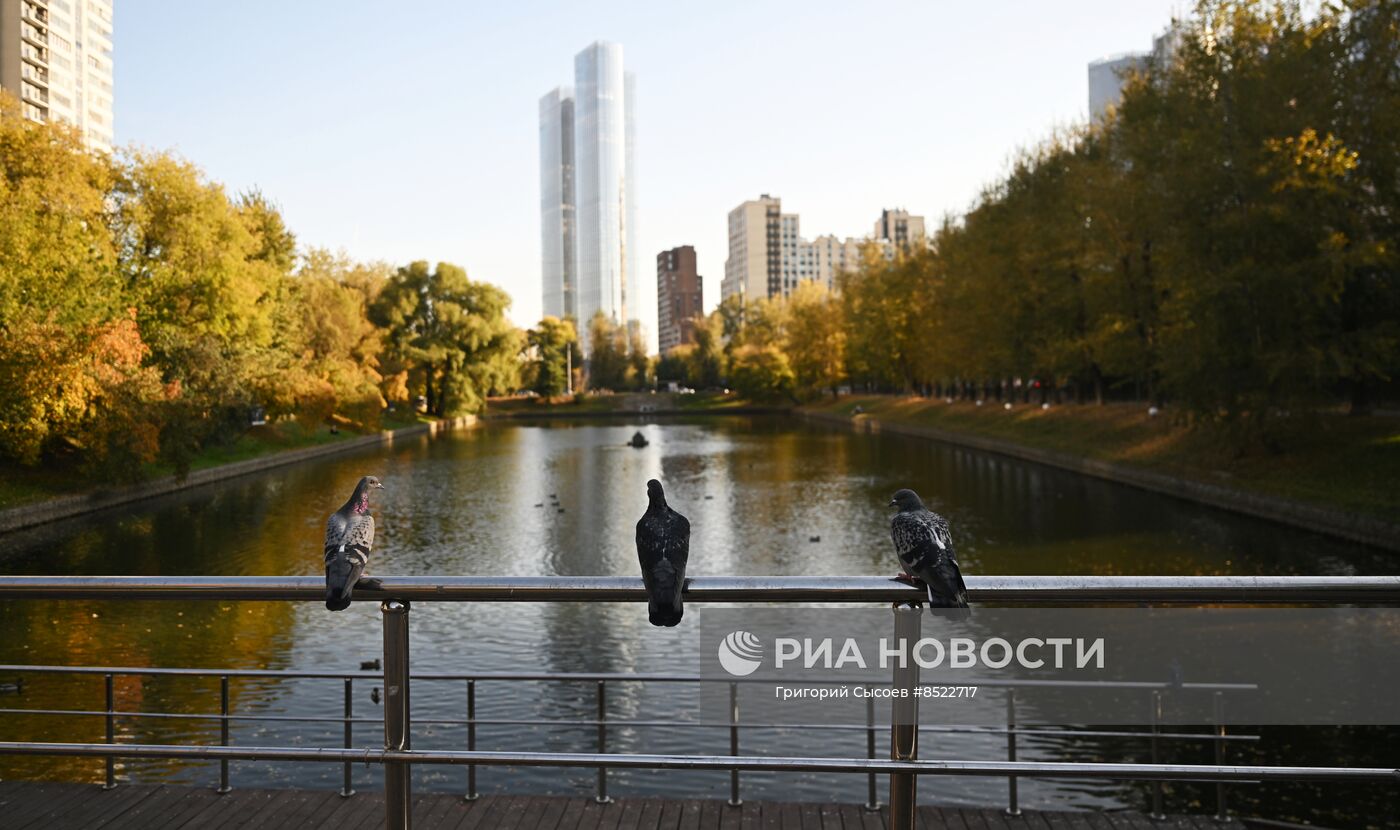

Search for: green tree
xmin=527 ymin=316 xmax=581 ymax=397
xmin=586 ymin=311 xmax=629 ymax=391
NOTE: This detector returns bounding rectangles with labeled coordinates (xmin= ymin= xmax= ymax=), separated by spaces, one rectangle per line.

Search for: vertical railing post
xmin=341 ymin=677 xmax=355 ymax=797
xmin=864 ymin=693 xmax=878 ymax=811
xmin=103 ymin=673 xmax=115 ymax=790
xmin=594 ymin=680 xmax=611 ymax=804
xmin=1149 ymin=690 xmax=1165 ymax=821
xmin=465 ymin=679 xmax=478 ymax=801
xmin=888 ymin=604 xmax=921 ymax=830
xmin=727 ymin=681 xmax=741 ymax=806
xmin=217 ymin=675 xmax=231 ymax=793
xmin=1005 ymin=689 xmax=1020 ymax=816
xmin=1213 ymin=692 xmax=1228 ymax=822
xmin=382 ymin=600 xmax=412 ymax=830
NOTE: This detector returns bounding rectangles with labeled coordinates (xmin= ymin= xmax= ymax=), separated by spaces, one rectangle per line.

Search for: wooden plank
xmin=101 ymin=784 xmax=189 ymax=830
xmin=147 ymin=786 xmax=229 ymax=830
xmin=451 ymin=794 xmax=504 ymax=830
xmin=186 ymin=788 xmax=281 ymax=830
xmin=796 ymin=802 xmax=821 ymax=830
xmin=813 ymin=802 xmax=842 ymax=830
xmin=4 ymin=781 xmax=77 ymax=827
xmin=613 ymin=798 xmax=647 ymax=830
xmin=11 ymin=781 xmax=110 ymax=829
xmin=549 ymin=797 xmax=592 ymax=830
xmin=16 ymin=782 xmax=160 ymax=830
xmin=965 ymin=807 xmax=1002 ymax=830
xmin=534 ymin=795 xmax=572 ymax=830
xmin=299 ymin=791 xmax=372 ymax=830
xmin=759 ymin=799 xmax=782 ymax=830
xmin=738 ymin=800 xmax=763 ymax=830
xmin=572 ymin=797 xmax=617 ymax=830
xmin=918 ymin=806 xmax=949 ymax=830
xmin=274 ymin=788 xmax=343 ymax=830
xmin=858 ymin=803 xmax=886 ymax=830
xmin=517 ymin=794 xmax=554 ymax=830
xmin=657 ymin=798 xmax=685 ymax=830
xmin=639 ymin=798 xmax=669 ymax=830
xmin=675 ymin=799 xmax=705 ymax=830
xmin=497 ymin=795 xmax=536 ymax=830
xmin=700 ymin=800 xmax=726 ymax=830
xmin=417 ymin=794 xmax=463 ymax=830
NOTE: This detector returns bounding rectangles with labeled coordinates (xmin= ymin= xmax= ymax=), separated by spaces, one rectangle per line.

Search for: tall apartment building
xmin=873 ymin=208 xmax=926 ymax=250
xmin=0 ymin=0 xmax=113 ymax=152
xmin=720 ymin=195 xmax=782 ymax=301
xmin=656 ymin=245 xmax=702 ymax=354
xmin=721 ymin=196 xmax=926 ymax=301
xmin=539 ymin=41 xmax=642 ymax=353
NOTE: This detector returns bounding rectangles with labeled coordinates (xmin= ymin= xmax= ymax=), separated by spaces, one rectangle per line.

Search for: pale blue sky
xmin=114 ymin=1 xmax=1183 ymax=332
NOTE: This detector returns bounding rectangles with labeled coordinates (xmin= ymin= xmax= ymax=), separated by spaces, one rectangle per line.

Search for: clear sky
xmin=113 ymin=0 xmax=1183 ymax=340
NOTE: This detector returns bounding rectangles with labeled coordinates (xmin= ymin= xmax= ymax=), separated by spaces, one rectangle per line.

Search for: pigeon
xmin=323 ymin=476 xmax=385 ymax=611
xmin=628 ymin=431 xmax=649 ymax=448
xmin=635 ymin=479 xmax=690 ymax=627
xmin=889 ymin=489 xmax=969 ymax=611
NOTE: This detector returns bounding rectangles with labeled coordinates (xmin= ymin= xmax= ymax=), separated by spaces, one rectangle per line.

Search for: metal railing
xmin=0 ymin=663 xmax=1262 ymax=811
xmin=1 ymin=574 xmax=1398 ymax=830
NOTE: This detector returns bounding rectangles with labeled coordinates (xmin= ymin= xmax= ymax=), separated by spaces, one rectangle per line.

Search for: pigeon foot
xmin=356 ymin=576 xmax=384 ymax=591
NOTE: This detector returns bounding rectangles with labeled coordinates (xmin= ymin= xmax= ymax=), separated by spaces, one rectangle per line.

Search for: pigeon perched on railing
xmin=635 ymin=479 xmax=690 ymax=626
xmin=889 ymin=488 xmax=969 ymax=611
xmin=324 ymin=476 xmax=385 ymax=611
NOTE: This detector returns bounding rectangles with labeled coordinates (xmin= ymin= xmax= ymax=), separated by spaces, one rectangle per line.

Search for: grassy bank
xmin=801 ymin=396 xmax=1400 ymax=523
xmin=0 ymin=411 xmax=435 ymax=510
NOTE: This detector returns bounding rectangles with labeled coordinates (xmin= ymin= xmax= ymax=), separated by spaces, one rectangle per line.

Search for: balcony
xmin=20 ymin=24 xmax=49 ymax=47
xmin=21 ymin=3 xmax=49 ymax=25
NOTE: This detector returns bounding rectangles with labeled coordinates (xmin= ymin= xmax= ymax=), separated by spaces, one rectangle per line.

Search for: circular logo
xmin=717 ymin=630 xmax=763 ymax=677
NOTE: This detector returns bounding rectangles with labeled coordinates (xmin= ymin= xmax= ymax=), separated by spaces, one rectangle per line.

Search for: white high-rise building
xmin=539 ymin=41 xmax=643 ymax=352
xmin=0 ymin=0 xmax=114 ymax=152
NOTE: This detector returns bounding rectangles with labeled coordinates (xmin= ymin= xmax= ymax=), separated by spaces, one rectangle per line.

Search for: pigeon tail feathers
xmin=325 ymin=546 xmax=368 ymax=611
xmin=648 ymin=559 xmax=684 ymax=627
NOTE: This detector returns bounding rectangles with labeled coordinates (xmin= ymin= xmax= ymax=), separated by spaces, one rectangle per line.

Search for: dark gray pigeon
xmin=324 ymin=476 xmax=384 ymax=611
xmin=890 ymin=489 xmax=969 ymax=610
xmin=635 ymin=479 xmax=690 ymax=626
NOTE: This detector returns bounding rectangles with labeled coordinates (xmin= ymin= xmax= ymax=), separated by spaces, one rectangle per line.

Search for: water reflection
xmin=0 ymin=417 xmax=1392 ymax=815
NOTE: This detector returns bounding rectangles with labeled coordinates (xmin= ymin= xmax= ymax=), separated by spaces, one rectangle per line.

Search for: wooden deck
xmin=0 ymin=781 xmax=1245 ymax=830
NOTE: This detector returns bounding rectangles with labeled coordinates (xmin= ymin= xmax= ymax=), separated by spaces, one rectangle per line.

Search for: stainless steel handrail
xmin=1 ymin=574 xmax=1397 ymax=602
xmin=1 ymin=742 xmax=1393 ymax=782
xmin=3 ymin=574 xmax=1397 ymax=830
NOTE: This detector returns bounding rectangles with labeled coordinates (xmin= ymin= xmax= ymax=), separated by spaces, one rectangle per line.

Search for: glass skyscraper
xmin=539 ymin=41 xmax=641 ymax=352
xmin=539 ymin=87 xmax=575 ymax=320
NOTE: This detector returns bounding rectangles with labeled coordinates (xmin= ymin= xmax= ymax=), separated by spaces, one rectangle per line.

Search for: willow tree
xmin=371 ymin=261 xmax=520 ymax=416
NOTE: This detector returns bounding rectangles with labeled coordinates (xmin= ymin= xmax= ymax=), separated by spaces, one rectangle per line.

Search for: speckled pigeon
xmin=889 ymin=488 xmax=969 ymax=610
xmin=324 ymin=476 xmax=384 ymax=611
xmin=635 ymin=479 xmax=690 ymax=627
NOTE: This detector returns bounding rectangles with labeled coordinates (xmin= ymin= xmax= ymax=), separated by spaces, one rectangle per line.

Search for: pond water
xmin=0 ymin=417 xmax=1392 ymax=825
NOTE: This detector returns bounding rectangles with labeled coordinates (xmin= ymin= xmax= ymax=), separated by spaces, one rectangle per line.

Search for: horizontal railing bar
xmin=0 ymin=575 xmax=1397 ymax=603
xmin=0 ymin=708 xmax=1259 ymax=741
xmin=0 ymin=742 xmax=1391 ymax=781
xmin=0 ymin=664 xmax=1255 ymax=691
